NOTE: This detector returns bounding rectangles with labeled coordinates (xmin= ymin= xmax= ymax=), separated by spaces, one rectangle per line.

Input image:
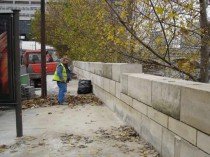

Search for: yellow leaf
xmin=187 ymin=23 xmax=191 ymax=28
xmin=118 ymin=26 xmax=125 ymax=33
xmin=180 ymin=21 xmax=184 ymax=26
xmin=155 ymin=37 xmax=162 ymax=44
xmin=180 ymin=27 xmax=189 ymax=35
xmin=120 ymin=11 xmax=127 ymax=19
xmin=156 ymin=7 xmax=163 ymax=15
xmin=169 ymin=13 xmax=177 ymax=18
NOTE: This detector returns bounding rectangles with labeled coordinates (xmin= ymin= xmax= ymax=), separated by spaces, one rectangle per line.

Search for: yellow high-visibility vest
xmin=53 ymin=63 xmax=67 ymax=82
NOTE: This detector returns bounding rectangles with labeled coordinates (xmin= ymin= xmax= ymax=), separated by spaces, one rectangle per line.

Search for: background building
xmin=0 ymin=0 xmax=47 ymax=40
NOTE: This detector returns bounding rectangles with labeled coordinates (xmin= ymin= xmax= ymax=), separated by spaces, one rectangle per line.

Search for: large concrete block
xmin=103 ymin=63 xmax=112 ymax=79
xmin=169 ymin=117 xmax=196 ymax=145
xmin=94 ymin=62 xmax=103 ymax=76
xmin=114 ymin=99 xmax=142 ymax=134
xmin=73 ymin=67 xmax=78 ymax=74
xmin=123 ymin=105 xmax=142 ymax=134
xmin=141 ymin=114 xmax=151 ymax=142
xmin=121 ymin=73 xmax=133 ymax=95
xmin=89 ymin=62 xmax=95 ymax=73
xmin=77 ymin=61 xmax=81 ymax=69
xmin=81 ymin=62 xmax=86 ymax=70
xmin=84 ymin=62 xmax=91 ymax=72
xmin=77 ymin=61 xmax=81 ymax=68
xmin=141 ymin=115 xmax=163 ymax=153
xmin=115 ymin=82 xmax=121 ymax=99
xmin=128 ymin=74 xmax=152 ymax=106
xmin=181 ymin=85 xmax=210 ymax=135
xmin=120 ymin=64 xmax=142 ymax=82
xmin=89 ymin=73 xmax=93 ymax=81
xmin=174 ymin=135 xmax=182 ymax=157
xmin=177 ymin=139 xmax=210 ymax=157
xmin=74 ymin=61 xmax=80 ymax=68
xmin=148 ymin=107 xmax=168 ymax=128
xmin=75 ymin=67 xmax=80 ymax=75
xmin=91 ymin=73 xmax=96 ymax=84
xmin=84 ymin=62 xmax=89 ymax=70
xmin=149 ymin=120 xmax=163 ymax=153
xmin=103 ymin=77 xmax=110 ymax=92
xmin=83 ymin=70 xmax=91 ymax=79
xmin=78 ymin=68 xmax=82 ymax=76
xmin=95 ymin=75 xmax=104 ymax=89
xmin=152 ymin=81 xmax=181 ymax=119
xmin=109 ymin=80 xmax=116 ymax=96
xmin=91 ymin=73 xmax=97 ymax=84
xmin=197 ymin=131 xmax=210 ymax=154
xmin=92 ymin=84 xmax=105 ymax=102
xmin=80 ymin=62 xmax=85 ymax=70
xmin=112 ymin=63 xmax=142 ymax=82
xmin=104 ymin=91 xmax=117 ymax=111
xmin=120 ymin=93 xmax=132 ymax=106
xmin=112 ymin=63 xmax=127 ymax=82
xmin=79 ymin=69 xmax=84 ymax=77
xmin=77 ymin=62 xmax=81 ymax=68
xmin=162 ymin=128 xmax=176 ymax=157
xmin=132 ymin=99 xmax=148 ymax=115
xmin=72 ymin=61 xmax=76 ymax=68
xmin=113 ymin=98 xmax=127 ymax=120
xmin=121 ymin=74 xmax=128 ymax=94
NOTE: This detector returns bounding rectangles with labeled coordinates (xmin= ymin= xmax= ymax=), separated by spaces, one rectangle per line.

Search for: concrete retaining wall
xmin=73 ymin=61 xmax=210 ymax=157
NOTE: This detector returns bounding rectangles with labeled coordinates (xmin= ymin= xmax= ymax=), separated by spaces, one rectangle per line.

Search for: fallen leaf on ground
xmin=21 ymin=94 xmax=103 ymax=109
xmin=0 ymin=145 xmax=6 ymax=153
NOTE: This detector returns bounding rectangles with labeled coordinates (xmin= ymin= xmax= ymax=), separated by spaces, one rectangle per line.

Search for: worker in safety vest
xmin=53 ymin=57 xmax=71 ymax=105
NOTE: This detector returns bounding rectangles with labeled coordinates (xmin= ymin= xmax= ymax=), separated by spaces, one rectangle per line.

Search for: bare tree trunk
xmin=199 ymin=0 xmax=210 ymax=82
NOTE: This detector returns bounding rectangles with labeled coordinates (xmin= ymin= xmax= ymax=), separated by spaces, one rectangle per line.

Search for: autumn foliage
xmin=31 ymin=0 xmax=210 ymax=81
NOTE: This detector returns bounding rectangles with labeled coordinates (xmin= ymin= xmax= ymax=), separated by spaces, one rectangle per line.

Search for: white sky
xmin=20 ymin=41 xmax=54 ymax=50
xmin=207 ymin=6 xmax=210 ymax=22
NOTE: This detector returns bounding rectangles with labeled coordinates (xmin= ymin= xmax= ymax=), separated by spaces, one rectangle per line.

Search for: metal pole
xmin=13 ymin=9 xmax=23 ymax=137
xmin=41 ymin=0 xmax=47 ymax=98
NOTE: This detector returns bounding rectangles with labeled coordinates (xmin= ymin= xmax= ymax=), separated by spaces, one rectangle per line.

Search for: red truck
xmin=22 ymin=50 xmax=58 ymax=87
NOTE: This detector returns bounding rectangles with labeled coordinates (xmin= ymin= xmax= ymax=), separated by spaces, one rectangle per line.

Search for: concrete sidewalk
xmin=0 ymin=79 xmax=159 ymax=157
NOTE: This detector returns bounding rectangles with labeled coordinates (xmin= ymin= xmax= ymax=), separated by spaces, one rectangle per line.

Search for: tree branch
xmin=104 ymin=0 xmax=197 ymax=81
xmin=149 ymin=0 xmax=170 ymax=61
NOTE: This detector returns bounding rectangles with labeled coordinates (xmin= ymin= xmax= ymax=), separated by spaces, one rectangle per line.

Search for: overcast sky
xmin=207 ymin=6 xmax=210 ymax=22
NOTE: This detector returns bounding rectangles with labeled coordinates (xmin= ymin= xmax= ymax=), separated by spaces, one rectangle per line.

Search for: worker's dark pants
xmin=57 ymin=81 xmax=67 ymax=104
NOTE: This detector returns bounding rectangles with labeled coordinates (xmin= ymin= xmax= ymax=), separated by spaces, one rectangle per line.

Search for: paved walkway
xmin=0 ymin=78 xmax=159 ymax=157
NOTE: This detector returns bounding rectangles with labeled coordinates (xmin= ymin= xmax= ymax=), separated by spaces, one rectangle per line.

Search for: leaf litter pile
xmin=95 ymin=125 xmax=139 ymax=142
xmin=60 ymin=125 xmax=159 ymax=157
xmin=0 ymin=126 xmax=159 ymax=156
xmin=21 ymin=94 xmax=103 ymax=109
xmin=0 ymin=136 xmax=39 ymax=154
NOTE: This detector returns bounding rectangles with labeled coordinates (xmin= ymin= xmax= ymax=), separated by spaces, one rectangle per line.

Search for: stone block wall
xmin=73 ymin=61 xmax=210 ymax=157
